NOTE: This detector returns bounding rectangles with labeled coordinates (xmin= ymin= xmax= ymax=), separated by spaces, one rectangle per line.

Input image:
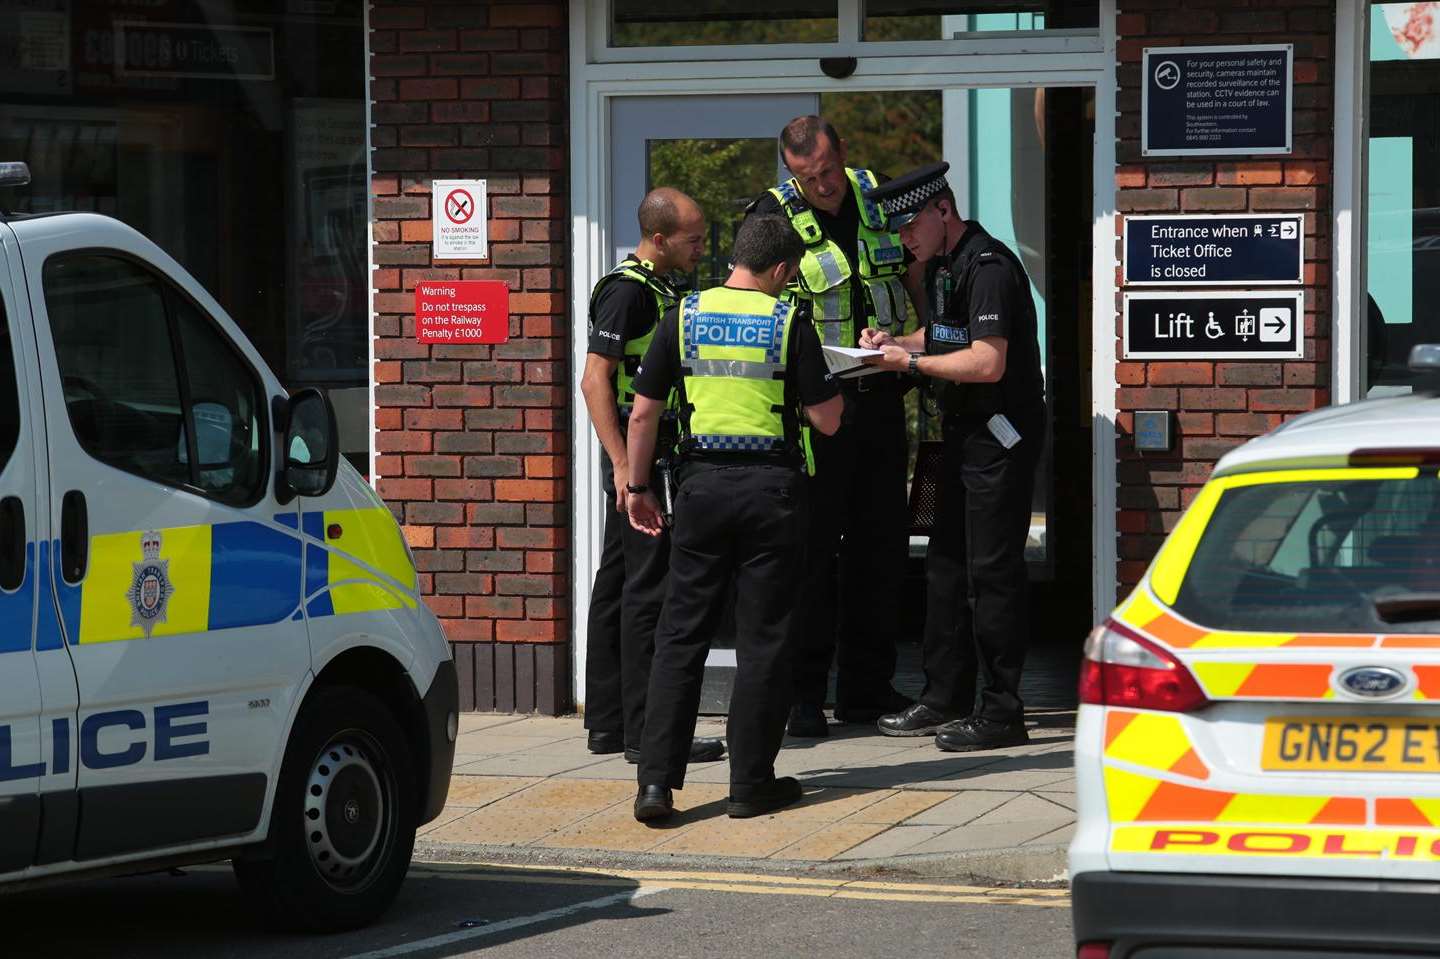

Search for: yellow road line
xmin=409 ymin=860 xmax=1069 ymax=908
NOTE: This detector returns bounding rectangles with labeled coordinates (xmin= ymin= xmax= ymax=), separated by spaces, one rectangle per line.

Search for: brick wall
xmin=369 ymin=0 xmax=572 ymax=713
xmin=1112 ymin=0 xmax=1335 ymax=596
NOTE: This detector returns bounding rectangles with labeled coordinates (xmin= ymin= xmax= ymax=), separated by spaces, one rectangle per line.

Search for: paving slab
xmin=428 ymin=713 xmax=1079 ymax=882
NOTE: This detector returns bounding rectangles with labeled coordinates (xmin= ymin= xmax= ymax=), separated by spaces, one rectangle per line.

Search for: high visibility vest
xmin=588 ymin=256 xmax=679 ymax=413
xmin=676 ymin=287 xmax=800 ymax=459
xmin=767 ymin=167 xmax=911 ymax=349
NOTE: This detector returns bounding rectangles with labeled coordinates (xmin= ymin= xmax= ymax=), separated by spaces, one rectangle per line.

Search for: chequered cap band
xmin=879 ymin=177 xmax=946 ymax=218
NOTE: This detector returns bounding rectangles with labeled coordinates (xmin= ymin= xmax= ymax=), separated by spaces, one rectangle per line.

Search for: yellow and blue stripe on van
xmin=68 ymin=509 xmax=415 ymax=645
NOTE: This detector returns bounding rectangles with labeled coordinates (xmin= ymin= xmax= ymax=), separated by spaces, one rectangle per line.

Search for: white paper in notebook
xmin=821 ymin=345 xmax=886 ymax=379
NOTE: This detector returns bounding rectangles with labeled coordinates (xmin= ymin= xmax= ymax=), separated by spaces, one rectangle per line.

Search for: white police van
xmin=0 ymin=163 xmax=457 ymax=931
xmin=1071 ymin=345 xmax=1440 ymax=957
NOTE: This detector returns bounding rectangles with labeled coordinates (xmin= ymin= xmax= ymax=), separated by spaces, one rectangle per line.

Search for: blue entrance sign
xmin=1125 ymin=215 xmax=1304 ymax=286
xmin=1124 ymin=290 xmax=1305 ymax=360
xmin=1142 ymin=45 xmax=1292 ymax=156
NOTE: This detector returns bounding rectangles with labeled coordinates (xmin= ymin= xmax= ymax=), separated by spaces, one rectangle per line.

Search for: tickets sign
xmin=415 ymin=281 xmax=508 ymax=344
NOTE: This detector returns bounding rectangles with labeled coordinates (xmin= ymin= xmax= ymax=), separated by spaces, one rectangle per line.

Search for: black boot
xmin=633 ymin=784 xmax=674 ymax=823
xmin=935 ymin=716 xmax=1029 ymax=752
xmin=624 ymin=737 xmax=726 ymax=764
xmin=786 ymin=703 xmax=829 ymax=738
xmin=588 ymin=730 xmax=625 ymax=754
xmin=726 ymin=776 xmax=803 ymax=819
xmin=877 ymin=702 xmax=961 ymax=737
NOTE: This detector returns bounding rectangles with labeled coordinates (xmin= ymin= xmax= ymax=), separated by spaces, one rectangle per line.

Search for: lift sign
xmin=0 ymin=701 xmax=210 ymax=781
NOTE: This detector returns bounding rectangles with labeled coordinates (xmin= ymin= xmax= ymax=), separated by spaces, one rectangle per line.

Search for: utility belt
xmin=839 ymin=370 xmax=912 ymax=397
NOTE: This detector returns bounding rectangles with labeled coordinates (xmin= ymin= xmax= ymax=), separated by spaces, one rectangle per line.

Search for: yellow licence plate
xmin=1262 ymin=717 xmax=1440 ymax=772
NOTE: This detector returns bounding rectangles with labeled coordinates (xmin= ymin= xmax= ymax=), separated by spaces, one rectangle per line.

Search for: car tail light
xmin=1349 ymin=447 xmax=1440 ymax=467
xmin=1077 ymin=943 xmax=1112 ymax=959
xmin=1079 ymin=619 xmax=1210 ymax=712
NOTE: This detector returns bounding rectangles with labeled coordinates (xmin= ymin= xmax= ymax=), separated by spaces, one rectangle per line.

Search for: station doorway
xmin=602 ymin=86 xmax=1096 ymax=712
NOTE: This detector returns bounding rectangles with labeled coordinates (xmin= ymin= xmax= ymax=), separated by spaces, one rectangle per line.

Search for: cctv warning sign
xmin=415 ymin=281 xmax=508 ymax=344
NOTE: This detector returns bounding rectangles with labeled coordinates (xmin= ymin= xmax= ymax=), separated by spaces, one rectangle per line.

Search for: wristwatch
xmin=625 ymin=483 xmax=650 ymax=494
xmin=908 ymin=353 xmax=922 ymax=376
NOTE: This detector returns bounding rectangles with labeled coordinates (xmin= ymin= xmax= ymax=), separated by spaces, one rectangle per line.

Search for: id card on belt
xmin=987 ymin=413 xmax=1021 ymax=450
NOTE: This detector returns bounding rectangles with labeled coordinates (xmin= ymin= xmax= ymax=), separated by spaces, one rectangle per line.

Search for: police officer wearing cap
xmin=859 ymin=163 xmax=1045 ymax=752
xmin=623 ymin=214 xmax=845 ymax=822
xmin=580 ymin=187 xmax=725 ymax=765
xmin=746 ymin=116 xmax=925 ymax=738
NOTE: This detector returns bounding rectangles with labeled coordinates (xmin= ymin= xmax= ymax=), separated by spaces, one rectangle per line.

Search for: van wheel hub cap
xmin=304 ymin=738 xmax=385 ymax=887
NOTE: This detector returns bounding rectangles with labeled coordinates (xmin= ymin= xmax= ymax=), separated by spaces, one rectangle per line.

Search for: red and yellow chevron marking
xmin=1104 ymin=767 xmax=1367 ymax=826
xmin=1104 ymin=710 xmax=1209 ymax=780
xmin=1376 ymin=798 xmax=1440 ymax=827
xmin=1114 ymin=825 xmax=1440 ymax=860
xmin=1115 ymin=590 xmax=1384 ymax=653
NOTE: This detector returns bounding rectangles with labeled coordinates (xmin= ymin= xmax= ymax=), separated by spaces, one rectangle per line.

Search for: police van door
xmin=606 ymin=94 xmax=819 ymax=711
xmin=15 ymin=220 xmax=311 ymax=862
xmin=0 ymin=226 xmax=76 ymax=874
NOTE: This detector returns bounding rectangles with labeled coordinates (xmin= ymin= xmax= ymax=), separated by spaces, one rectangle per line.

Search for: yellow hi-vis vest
xmin=588 ymin=256 xmax=679 ymax=413
xmin=676 ymin=287 xmax=800 ymax=458
xmin=767 ymin=167 xmax=911 ymax=349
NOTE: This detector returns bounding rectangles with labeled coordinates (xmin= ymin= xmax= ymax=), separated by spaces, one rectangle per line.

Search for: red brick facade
xmin=369 ymin=0 xmax=572 ymax=712
xmin=1112 ymin=0 xmax=1336 ymax=597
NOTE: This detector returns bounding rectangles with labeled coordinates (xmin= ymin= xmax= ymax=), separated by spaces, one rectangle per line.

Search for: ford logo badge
xmin=1337 ymin=666 xmax=1408 ymax=698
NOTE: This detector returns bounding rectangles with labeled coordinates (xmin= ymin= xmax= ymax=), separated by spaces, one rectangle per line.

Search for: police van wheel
xmin=234 ymin=685 xmax=417 ymax=932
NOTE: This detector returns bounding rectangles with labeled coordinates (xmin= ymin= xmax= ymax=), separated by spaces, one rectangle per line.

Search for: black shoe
xmin=633 ymin=784 xmax=674 ymax=823
xmin=877 ymin=703 xmax=961 ymax=737
xmin=786 ymin=703 xmax=829 ymax=738
xmin=935 ymin=716 xmax=1030 ymax=752
xmin=726 ymin=776 xmax=803 ymax=819
xmin=624 ymin=737 xmax=727 ymax=765
xmin=834 ymin=688 xmax=914 ymax=724
xmin=587 ymin=730 xmax=624 ymax=754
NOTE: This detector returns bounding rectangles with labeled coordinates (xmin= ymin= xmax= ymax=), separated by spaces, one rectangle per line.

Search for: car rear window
xmin=1172 ymin=472 xmax=1440 ymax=633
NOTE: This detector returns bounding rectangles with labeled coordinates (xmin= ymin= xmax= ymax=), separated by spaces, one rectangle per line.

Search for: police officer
xmin=746 ymin=116 xmax=925 ymax=737
xmin=624 ymin=215 xmax=844 ymax=822
xmin=860 ymin=163 xmax=1046 ymax=752
xmin=579 ymin=187 xmax=724 ymax=764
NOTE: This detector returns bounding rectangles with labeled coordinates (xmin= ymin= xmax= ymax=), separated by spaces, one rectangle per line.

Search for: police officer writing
xmin=624 ymin=215 xmax=844 ymax=822
xmin=747 ymin=115 xmax=925 ymax=738
xmin=860 ymin=163 xmax=1046 ymax=752
xmin=579 ymin=187 xmax=725 ymax=765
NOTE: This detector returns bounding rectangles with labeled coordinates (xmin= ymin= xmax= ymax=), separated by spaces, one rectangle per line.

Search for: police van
xmin=1071 ymin=345 xmax=1440 ymax=957
xmin=0 ymin=163 xmax=457 ymax=931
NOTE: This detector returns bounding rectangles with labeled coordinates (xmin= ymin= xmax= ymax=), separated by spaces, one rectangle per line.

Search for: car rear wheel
xmin=234 ymin=685 xmax=417 ymax=932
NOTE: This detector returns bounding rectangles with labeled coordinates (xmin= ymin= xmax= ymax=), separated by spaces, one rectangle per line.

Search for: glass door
xmin=609 ymin=94 xmax=818 ymax=710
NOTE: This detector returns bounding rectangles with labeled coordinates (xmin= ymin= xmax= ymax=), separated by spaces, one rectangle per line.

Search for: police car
xmin=1071 ymin=345 xmax=1440 ymax=957
xmin=0 ymin=163 xmax=457 ymax=931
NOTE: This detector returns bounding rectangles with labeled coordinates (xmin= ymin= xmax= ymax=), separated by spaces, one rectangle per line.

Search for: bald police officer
xmin=624 ymin=215 xmax=845 ymax=822
xmin=580 ymin=187 xmax=725 ymax=764
xmin=747 ymin=116 xmax=925 ymax=737
xmin=861 ymin=163 xmax=1045 ymax=752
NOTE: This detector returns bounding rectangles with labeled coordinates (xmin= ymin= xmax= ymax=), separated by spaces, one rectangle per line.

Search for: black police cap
xmin=864 ymin=162 xmax=951 ymax=228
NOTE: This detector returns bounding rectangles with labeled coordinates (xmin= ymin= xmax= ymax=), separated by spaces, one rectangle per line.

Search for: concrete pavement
xmin=418 ymin=710 xmax=1076 ymax=881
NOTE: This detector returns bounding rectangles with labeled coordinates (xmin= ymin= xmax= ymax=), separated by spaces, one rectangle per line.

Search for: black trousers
xmin=793 ymin=386 xmax=910 ymax=708
xmin=639 ymin=463 xmax=806 ymax=798
xmin=919 ymin=410 xmax=1043 ymax=724
xmin=584 ymin=449 xmax=671 ymax=747
xmin=583 ymin=449 xmax=625 ymax=734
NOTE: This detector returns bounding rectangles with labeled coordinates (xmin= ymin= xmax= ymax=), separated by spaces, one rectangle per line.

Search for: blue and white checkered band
xmin=852 ymin=170 xmax=884 ymax=226
xmin=691 ymin=434 xmax=784 ymax=452
xmin=775 ymin=180 xmax=803 ymax=207
xmin=881 ymin=176 xmax=946 ymax=220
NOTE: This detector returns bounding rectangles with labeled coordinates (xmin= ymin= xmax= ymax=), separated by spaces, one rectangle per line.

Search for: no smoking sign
xmin=432 ymin=179 xmax=487 ymax=259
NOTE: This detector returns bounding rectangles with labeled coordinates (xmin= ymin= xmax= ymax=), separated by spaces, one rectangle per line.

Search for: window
xmin=0 ymin=298 xmax=18 ymax=476
xmin=863 ymin=2 xmax=1098 ymax=40
xmin=43 ymin=254 xmax=265 ymax=505
xmin=1173 ymin=476 xmax=1440 ymax=633
xmin=1363 ymin=2 xmax=1440 ymax=395
xmin=611 ymin=0 xmax=838 ymax=46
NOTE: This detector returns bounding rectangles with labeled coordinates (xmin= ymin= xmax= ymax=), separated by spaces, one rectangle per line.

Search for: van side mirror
xmin=277 ymin=388 xmax=338 ymax=504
